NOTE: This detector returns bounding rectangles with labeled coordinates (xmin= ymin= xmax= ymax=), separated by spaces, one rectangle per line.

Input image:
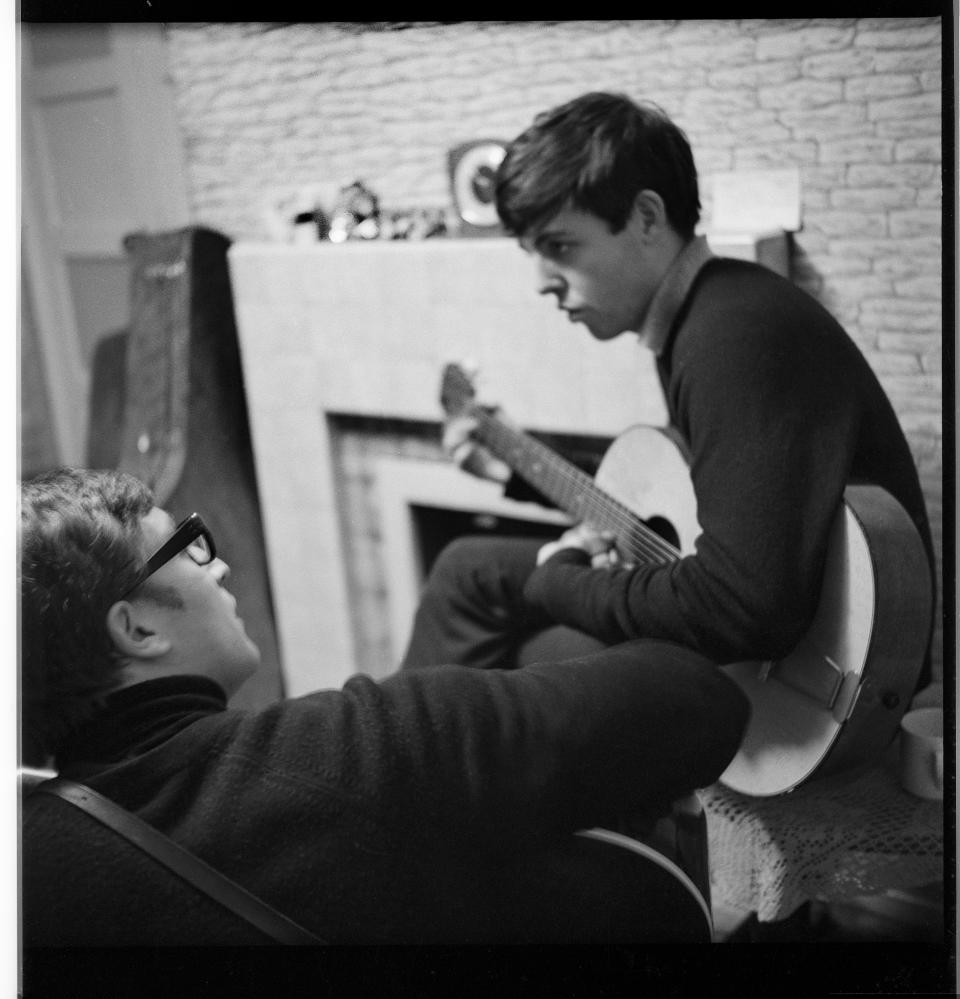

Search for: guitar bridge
xmin=764 ymin=648 xmax=862 ymax=723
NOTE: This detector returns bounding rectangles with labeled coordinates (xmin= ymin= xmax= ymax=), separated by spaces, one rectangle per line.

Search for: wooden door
xmin=20 ymin=22 xmax=191 ymax=468
xmin=19 ymin=26 xmax=285 ymax=707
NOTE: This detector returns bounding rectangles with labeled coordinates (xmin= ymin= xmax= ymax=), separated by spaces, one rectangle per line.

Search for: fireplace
xmin=375 ymin=455 xmax=573 ymax=673
xmin=228 ymin=233 xmax=787 ymax=695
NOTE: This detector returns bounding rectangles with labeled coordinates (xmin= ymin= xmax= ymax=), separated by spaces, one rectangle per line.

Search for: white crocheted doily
xmin=702 ymin=743 xmax=944 ymax=921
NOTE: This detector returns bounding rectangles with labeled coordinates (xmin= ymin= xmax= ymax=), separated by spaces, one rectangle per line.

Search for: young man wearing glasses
xmin=104 ymin=507 xmax=261 ymax=702
xmin=21 ymin=467 xmax=748 ymax=944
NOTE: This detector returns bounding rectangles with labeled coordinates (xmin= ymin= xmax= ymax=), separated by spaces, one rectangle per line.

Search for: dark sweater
xmin=55 ymin=640 xmax=747 ymax=943
xmin=523 ymin=258 xmax=933 ymax=667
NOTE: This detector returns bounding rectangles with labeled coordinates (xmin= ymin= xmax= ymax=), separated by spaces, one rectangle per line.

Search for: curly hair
xmin=496 ymin=91 xmax=701 ymax=240
xmin=20 ymin=468 xmax=155 ymax=762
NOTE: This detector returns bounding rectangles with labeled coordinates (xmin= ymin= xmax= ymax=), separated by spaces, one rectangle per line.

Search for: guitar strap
xmin=32 ymin=778 xmax=326 ymax=946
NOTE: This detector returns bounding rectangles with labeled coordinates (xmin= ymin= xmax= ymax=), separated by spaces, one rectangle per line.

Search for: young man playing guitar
xmin=402 ymin=92 xmax=935 ymax=794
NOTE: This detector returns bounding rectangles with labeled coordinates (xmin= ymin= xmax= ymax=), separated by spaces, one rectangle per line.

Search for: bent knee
xmin=428 ymin=535 xmax=541 ymax=582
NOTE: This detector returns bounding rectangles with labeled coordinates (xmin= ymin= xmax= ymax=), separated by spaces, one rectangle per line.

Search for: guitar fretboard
xmin=472 ymin=409 xmax=679 ymax=567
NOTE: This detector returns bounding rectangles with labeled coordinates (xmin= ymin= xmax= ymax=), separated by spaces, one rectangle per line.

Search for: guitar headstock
xmin=439 ymin=363 xmax=477 ymax=419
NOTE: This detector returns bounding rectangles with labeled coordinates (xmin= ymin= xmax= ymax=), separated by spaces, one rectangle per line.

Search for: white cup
xmin=898 ymin=707 xmax=944 ymax=801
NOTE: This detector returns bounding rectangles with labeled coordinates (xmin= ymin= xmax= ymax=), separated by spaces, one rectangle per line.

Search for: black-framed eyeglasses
xmin=121 ymin=513 xmax=216 ymax=599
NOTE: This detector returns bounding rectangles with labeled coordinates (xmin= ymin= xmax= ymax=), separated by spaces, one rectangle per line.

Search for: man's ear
xmin=105 ymin=600 xmax=172 ymax=660
xmin=633 ymin=190 xmax=668 ymax=235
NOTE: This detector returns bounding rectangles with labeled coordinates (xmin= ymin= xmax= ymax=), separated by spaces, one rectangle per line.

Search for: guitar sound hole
xmin=644 ymin=516 xmax=680 ymax=550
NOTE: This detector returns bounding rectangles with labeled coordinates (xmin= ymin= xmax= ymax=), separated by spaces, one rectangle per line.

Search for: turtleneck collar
xmin=55 ymin=674 xmax=228 ymax=772
xmin=636 ymin=234 xmax=714 ymax=355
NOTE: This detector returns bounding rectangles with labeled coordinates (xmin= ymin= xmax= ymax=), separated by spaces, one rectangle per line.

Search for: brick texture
xmin=163 ymin=19 xmax=945 ymax=682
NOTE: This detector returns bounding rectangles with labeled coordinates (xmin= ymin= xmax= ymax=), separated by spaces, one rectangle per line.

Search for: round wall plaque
xmin=448 ymin=140 xmax=507 ymax=231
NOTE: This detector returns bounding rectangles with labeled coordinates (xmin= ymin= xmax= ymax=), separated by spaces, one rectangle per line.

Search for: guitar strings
xmin=447 ymin=370 xmax=682 ymax=565
xmin=476 ymin=414 xmax=676 ymax=563
xmin=475 ymin=409 xmax=681 ymax=566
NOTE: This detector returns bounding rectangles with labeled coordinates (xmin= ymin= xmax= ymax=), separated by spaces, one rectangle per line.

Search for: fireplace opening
xmin=411 ymin=503 xmax=566 ymax=581
xmin=375 ymin=455 xmax=577 ymax=672
xmin=643 ymin=516 xmax=681 ymax=551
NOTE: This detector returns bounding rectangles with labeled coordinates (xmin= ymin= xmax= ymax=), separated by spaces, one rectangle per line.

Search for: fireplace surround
xmin=228 ymin=232 xmax=787 ymax=695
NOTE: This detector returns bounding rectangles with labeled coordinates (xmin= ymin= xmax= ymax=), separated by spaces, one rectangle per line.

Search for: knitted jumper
xmin=523 ymin=258 xmax=933 ymax=671
xmin=55 ymin=641 xmax=746 ymax=943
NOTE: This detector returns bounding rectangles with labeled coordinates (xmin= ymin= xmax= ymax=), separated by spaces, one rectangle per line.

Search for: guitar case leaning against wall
xmin=86 ymin=226 xmax=283 ymax=710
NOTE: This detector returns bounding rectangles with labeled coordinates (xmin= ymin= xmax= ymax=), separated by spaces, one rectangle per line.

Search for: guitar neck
xmin=473 ymin=409 xmax=666 ymax=560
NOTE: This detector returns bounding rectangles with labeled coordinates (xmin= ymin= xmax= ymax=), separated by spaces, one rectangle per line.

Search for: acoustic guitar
xmin=440 ymin=363 xmax=933 ymax=797
xmin=526 ymin=825 xmax=714 ymax=942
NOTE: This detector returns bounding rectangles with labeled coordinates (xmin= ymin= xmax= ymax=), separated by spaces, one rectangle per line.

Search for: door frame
xmin=19 ymin=22 xmax=191 ymax=465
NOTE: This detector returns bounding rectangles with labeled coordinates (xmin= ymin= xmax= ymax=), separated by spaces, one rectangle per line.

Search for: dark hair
xmin=20 ymin=468 xmax=155 ymax=761
xmin=496 ymin=91 xmax=701 ymax=239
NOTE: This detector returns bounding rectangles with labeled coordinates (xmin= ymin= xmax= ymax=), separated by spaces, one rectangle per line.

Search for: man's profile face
xmin=519 ymin=204 xmax=661 ymax=341
xmin=132 ymin=507 xmax=261 ymax=696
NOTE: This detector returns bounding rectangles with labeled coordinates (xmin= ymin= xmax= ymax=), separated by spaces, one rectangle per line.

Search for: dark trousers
xmin=400 ymin=534 xmax=713 ymax=910
xmin=400 ymin=535 xmax=608 ymax=671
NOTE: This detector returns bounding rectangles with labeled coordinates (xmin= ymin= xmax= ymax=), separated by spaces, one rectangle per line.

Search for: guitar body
xmin=439 ymin=365 xmax=933 ymax=797
xmin=593 ymin=428 xmax=932 ymax=796
xmin=721 ymin=484 xmax=932 ymax=795
xmin=595 ymin=425 xmax=700 ymax=555
xmin=494 ymin=827 xmax=712 ymax=942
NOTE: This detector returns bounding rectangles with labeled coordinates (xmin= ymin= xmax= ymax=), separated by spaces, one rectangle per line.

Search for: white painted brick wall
xmin=163 ymin=18 xmax=944 ymax=681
